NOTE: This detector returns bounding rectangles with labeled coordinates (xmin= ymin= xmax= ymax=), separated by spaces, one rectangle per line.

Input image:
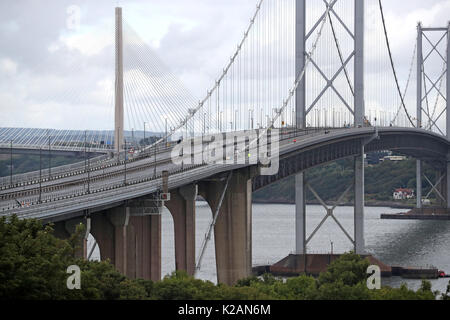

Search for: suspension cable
xmin=391 ymin=40 xmax=417 ymax=125
xmin=145 ymin=0 xmax=265 ymax=151
xmin=328 ymin=10 xmax=354 ymax=96
xmin=234 ymin=0 xmax=331 ymax=160
xmin=378 ymin=0 xmax=415 ymax=127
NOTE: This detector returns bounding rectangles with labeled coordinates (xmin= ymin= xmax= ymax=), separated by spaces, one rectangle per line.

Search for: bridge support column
xmin=90 ymin=212 xmax=114 ymax=264
xmin=165 ymin=184 xmax=198 ymax=276
xmin=52 ymin=216 xmax=90 ymax=259
xmin=108 ymin=207 xmax=130 ymax=275
xmin=447 ymin=154 xmax=450 ymax=209
xmin=295 ymin=173 xmax=306 ymax=255
xmin=354 ymin=147 xmax=365 ymax=255
xmin=417 ymin=161 xmax=422 ymax=208
xmin=90 ymin=208 xmax=130 ymax=275
xmin=90 ymin=208 xmax=161 ymax=281
xmin=354 ymin=0 xmax=365 ymax=126
xmin=199 ymin=168 xmax=255 ymax=286
xmin=128 ymin=215 xmax=161 ymax=281
xmin=295 ymin=0 xmax=306 ymax=129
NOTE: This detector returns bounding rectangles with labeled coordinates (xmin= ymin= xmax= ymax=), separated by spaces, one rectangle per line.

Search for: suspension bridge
xmin=0 ymin=0 xmax=449 ymax=285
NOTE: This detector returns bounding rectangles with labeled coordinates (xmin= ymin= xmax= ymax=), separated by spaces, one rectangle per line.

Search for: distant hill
xmin=254 ymin=158 xmax=440 ymax=205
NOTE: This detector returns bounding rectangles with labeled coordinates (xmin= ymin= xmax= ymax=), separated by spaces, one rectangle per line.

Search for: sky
xmin=0 ymin=0 xmax=448 ymax=132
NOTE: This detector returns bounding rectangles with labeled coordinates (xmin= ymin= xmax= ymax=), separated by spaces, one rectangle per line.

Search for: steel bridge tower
xmin=295 ymin=0 xmax=366 ymax=255
xmin=416 ymin=22 xmax=450 ymax=210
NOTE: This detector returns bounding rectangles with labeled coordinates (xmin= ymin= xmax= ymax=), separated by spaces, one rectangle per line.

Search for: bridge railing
xmin=0 ymin=126 xmax=360 ymax=214
xmin=0 ymin=126 xmax=346 ymax=193
xmin=0 ymin=154 xmax=112 ymax=189
xmin=0 ymin=139 xmax=178 ymax=190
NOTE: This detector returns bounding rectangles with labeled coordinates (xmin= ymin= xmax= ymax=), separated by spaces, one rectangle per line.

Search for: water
xmin=89 ymin=202 xmax=450 ymax=295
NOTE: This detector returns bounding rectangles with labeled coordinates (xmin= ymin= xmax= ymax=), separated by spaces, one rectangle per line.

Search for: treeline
xmin=0 ymin=154 xmax=84 ymax=178
xmin=0 ymin=215 xmax=448 ymax=300
xmin=254 ymin=159 xmax=439 ymax=203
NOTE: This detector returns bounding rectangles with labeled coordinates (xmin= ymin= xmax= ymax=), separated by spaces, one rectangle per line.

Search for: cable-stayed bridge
xmin=0 ymin=0 xmax=449 ymax=285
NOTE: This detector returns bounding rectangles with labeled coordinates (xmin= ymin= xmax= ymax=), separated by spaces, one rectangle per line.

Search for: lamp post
xmin=10 ymin=140 xmax=13 ymax=187
xmin=154 ymin=142 xmax=157 ymax=178
xmin=39 ymin=148 xmax=42 ymax=203
xmin=48 ymin=133 xmax=51 ymax=180
xmin=84 ymin=131 xmax=89 ymax=193
xmin=143 ymin=122 xmax=149 ymax=148
xmin=165 ymin=118 xmax=168 ymax=146
xmin=124 ymin=139 xmax=127 ymax=186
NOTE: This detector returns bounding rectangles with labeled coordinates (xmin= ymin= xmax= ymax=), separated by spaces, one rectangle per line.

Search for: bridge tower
xmin=115 ymin=7 xmax=125 ymax=154
xmin=295 ymin=0 xmax=366 ymax=255
xmin=416 ymin=22 xmax=450 ymax=209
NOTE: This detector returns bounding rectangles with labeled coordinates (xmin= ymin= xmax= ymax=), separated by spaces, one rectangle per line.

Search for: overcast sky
xmin=0 ymin=0 xmax=449 ymax=131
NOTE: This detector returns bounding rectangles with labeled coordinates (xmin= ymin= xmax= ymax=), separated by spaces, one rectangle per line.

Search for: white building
xmin=393 ymin=188 xmax=415 ymax=200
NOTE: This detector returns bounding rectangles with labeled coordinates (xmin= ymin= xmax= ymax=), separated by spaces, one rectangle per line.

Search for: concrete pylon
xmin=53 ymin=217 xmax=89 ymax=259
xmin=108 ymin=207 xmax=130 ymax=275
xmin=128 ymin=215 xmax=161 ymax=281
xmin=199 ymin=168 xmax=256 ymax=286
xmin=115 ymin=7 xmax=124 ymax=153
xmin=90 ymin=207 xmax=161 ymax=281
xmin=165 ymin=184 xmax=197 ymax=276
xmin=89 ymin=208 xmax=130 ymax=275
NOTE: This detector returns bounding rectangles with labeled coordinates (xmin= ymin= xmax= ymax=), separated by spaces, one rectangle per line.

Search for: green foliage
xmin=318 ymin=253 xmax=370 ymax=287
xmin=0 ymin=154 xmax=83 ymax=178
xmin=151 ymin=271 xmax=220 ymax=300
xmin=370 ymin=282 xmax=436 ymax=300
xmin=254 ymin=159 xmax=438 ymax=203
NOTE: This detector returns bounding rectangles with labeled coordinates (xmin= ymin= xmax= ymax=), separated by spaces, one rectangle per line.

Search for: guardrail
xmin=0 ymin=127 xmax=348 ymax=217
xmin=0 ymin=140 xmax=178 ymax=190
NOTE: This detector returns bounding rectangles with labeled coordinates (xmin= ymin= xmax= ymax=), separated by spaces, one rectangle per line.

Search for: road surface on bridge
xmin=1 ymin=127 xmax=448 ymax=224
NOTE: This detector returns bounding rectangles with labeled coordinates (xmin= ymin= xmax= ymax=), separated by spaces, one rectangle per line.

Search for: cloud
xmin=0 ymin=0 xmax=448 ymax=133
xmin=0 ymin=58 xmax=18 ymax=76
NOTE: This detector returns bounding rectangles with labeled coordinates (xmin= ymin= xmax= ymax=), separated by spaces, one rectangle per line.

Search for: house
xmin=393 ymin=188 xmax=415 ymax=200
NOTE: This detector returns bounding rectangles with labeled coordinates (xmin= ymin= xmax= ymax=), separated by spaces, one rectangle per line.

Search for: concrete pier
xmin=199 ymin=168 xmax=255 ymax=286
xmin=88 ymin=207 xmax=161 ymax=281
xmin=165 ymin=184 xmax=197 ymax=276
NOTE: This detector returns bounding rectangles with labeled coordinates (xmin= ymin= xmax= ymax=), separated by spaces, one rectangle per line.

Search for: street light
xmin=143 ymin=122 xmax=147 ymax=148
xmin=84 ymin=131 xmax=90 ymax=194
xmin=10 ymin=140 xmax=13 ymax=187
xmin=124 ymin=139 xmax=127 ymax=186
xmin=48 ymin=133 xmax=52 ymax=180
xmin=154 ymin=142 xmax=157 ymax=178
xmin=165 ymin=118 xmax=168 ymax=146
xmin=39 ymin=148 xmax=42 ymax=204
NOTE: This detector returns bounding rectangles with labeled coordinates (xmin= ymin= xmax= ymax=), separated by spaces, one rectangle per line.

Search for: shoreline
xmin=251 ymin=199 xmax=414 ymax=209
